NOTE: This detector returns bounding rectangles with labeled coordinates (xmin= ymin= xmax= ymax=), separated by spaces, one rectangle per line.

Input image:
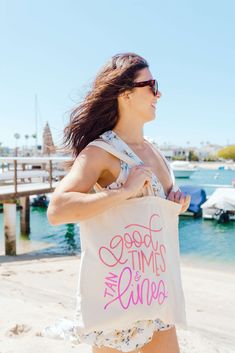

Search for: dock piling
xmin=20 ymin=196 xmax=30 ymax=235
xmin=3 ymin=202 xmax=17 ymax=255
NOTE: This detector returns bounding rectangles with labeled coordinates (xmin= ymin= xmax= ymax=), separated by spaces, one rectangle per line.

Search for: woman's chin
xmin=142 ymin=110 xmax=156 ymax=123
xmin=149 ymin=111 xmax=156 ymax=121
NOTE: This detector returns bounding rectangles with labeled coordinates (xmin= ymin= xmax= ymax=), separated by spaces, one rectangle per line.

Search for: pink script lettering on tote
xmin=104 ymin=267 xmax=168 ymax=310
xmin=127 ymin=245 xmax=166 ymax=276
xmin=99 ymin=214 xmax=164 ymax=268
xmin=104 ymin=272 xmax=118 ymax=298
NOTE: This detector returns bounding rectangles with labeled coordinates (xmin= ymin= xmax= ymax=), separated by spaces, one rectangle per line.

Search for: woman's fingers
xmin=167 ymin=190 xmax=182 ymax=202
xmin=136 ymin=168 xmax=192 ymax=212
xmin=179 ymin=194 xmax=186 ymax=206
xmin=167 ymin=191 xmax=191 ymax=212
xmin=186 ymin=194 xmax=191 ymax=204
xmin=167 ymin=191 xmax=175 ymax=202
xmin=180 ymin=194 xmax=191 ymax=213
xmin=174 ymin=190 xmax=182 ymax=202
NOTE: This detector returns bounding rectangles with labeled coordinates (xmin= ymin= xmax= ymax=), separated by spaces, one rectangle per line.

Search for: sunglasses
xmin=132 ymin=79 xmax=158 ymax=96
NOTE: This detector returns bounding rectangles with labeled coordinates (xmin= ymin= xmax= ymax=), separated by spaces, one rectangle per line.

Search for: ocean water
xmin=177 ymin=168 xmax=235 ymax=196
xmin=0 ymin=169 xmax=235 ymax=270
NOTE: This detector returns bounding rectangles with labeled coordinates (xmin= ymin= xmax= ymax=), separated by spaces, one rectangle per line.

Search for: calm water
xmin=0 ymin=169 xmax=235 ymax=269
xmin=177 ymin=168 xmax=235 ymax=196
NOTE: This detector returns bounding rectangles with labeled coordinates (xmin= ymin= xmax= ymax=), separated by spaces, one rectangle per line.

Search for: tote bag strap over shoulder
xmin=88 ymin=139 xmax=154 ymax=196
xmin=88 ymin=140 xmax=137 ymax=167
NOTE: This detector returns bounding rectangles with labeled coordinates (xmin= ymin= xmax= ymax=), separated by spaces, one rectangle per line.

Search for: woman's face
xmin=118 ymin=67 xmax=162 ymax=124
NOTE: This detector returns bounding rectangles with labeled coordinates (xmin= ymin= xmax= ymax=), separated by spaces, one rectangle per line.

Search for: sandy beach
xmin=0 ymin=254 xmax=234 ymax=353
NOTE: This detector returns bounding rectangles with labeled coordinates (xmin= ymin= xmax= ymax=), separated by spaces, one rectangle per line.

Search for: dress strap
xmin=101 ymin=130 xmax=144 ymax=164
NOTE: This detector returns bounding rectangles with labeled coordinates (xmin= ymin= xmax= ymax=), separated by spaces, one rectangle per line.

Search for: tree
xmin=188 ymin=150 xmax=199 ymax=161
xmin=217 ymin=145 xmax=235 ymax=160
xmin=14 ymin=133 xmax=20 ymax=142
xmin=204 ymin=155 xmax=218 ymax=162
xmin=24 ymin=134 xmax=29 ymax=149
xmin=14 ymin=133 xmax=21 ymax=156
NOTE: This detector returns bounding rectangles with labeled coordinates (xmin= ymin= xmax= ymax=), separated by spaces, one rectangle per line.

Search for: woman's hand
xmin=167 ymin=190 xmax=191 ymax=214
xmin=122 ymin=165 xmax=153 ymax=198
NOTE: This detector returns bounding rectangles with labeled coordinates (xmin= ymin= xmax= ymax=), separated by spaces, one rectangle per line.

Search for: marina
xmin=201 ymin=188 xmax=235 ymax=221
xmin=1 ymin=3 xmax=235 ymax=352
xmin=0 ymin=165 xmax=235 ymax=266
xmin=0 ymin=156 xmax=69 ymax=255
xmin=170 ymin=160 xmax=198 ymax=178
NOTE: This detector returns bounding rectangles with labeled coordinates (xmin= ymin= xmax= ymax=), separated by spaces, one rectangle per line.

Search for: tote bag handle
xmin=88 ymin=140 xmax=155 ymax=196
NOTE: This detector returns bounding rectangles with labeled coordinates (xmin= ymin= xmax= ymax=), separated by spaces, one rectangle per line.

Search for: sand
xmin=0 ymin=254 xmax=234 ymax=353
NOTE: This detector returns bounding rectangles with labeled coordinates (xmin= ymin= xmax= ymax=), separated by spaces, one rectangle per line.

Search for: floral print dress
xmin=42 ymin=130 xmax=180 ymax=352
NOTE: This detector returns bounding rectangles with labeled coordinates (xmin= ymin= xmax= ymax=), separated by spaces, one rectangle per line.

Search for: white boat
xmin=201 ymin=188 xmax=235 ymax=222
xmin=170 ymin=161 xmax=197 ymax=178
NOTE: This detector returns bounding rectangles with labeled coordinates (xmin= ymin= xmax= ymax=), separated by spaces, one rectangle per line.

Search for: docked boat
xmin=201 ymin=188 xmax=235 ymax=222
xmin=30 ymin=194 xmax=50 ymax=208
xmin=170 ymin=161 xmax=197 ymax=178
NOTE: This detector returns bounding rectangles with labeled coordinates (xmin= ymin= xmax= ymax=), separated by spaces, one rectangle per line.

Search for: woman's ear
xmin=119 ymin=90 xmax=132 ymax=100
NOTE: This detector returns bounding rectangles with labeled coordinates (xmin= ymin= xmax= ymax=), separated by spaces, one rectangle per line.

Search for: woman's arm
xmin=47 ymin=146 xmax=130 ymax=225
xmin=47 ymin=146 xmax=152 ymax=225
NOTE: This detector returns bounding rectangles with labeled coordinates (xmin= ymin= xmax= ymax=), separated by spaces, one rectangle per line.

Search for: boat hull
xmin=173 ymin=170 xmax=196 ymax=178
xmin=201 ymin=188 xmax=235 ymax=222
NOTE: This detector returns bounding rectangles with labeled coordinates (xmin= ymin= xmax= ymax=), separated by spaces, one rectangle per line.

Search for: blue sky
xmin=0 ymin=0 xmax=234 ymax=148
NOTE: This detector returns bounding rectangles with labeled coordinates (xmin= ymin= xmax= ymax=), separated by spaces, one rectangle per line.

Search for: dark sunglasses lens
xmin=154 ymin=81 xmax=158 ymax=95
xmin=150 ymin=80 xmax=158 ymax=96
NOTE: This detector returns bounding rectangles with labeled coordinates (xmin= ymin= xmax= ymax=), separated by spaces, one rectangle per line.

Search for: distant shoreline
xmin=190 ymin=161 xmax=235 ymax=170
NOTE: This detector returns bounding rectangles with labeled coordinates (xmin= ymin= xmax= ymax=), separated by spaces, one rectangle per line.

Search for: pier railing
xmin=0 ymin=156 xmax=71 ymax=201
xmin=0 ymin=156 xmax=71 ymax=255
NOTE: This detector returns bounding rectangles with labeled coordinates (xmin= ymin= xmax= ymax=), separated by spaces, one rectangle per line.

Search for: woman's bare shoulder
xmin=76 ymin=143 xmax=114 ymax=166
xmin=53 ymin=144 xmax=115 ymax=194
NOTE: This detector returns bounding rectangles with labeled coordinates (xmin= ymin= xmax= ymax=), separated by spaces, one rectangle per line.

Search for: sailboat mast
xmin=35 ymin=94 xmax=38 ymax=151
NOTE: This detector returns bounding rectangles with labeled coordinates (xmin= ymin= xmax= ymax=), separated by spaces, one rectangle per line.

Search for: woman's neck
xmin=112 ymin=124 xmax=145 ymax=146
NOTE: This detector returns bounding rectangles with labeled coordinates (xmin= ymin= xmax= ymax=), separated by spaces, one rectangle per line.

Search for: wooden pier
xmin=0 ymin=156 xmax=70 ymax=255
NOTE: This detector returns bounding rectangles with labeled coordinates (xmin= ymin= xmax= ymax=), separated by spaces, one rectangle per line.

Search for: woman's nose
xmin=156 ymin=90 xmax=162 ymax=98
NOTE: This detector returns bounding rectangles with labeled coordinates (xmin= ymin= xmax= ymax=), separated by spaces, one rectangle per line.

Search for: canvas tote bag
xmin=76 ymin=140 xmax=187 ymax=333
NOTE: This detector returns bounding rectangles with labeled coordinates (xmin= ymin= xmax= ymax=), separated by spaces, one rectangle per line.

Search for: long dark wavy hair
xmin=64 ymin=52 xmax=149 ymax=159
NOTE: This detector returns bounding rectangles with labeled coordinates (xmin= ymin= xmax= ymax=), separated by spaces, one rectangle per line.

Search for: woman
xmin=46 ymin=52 xmax=190 ymax=353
